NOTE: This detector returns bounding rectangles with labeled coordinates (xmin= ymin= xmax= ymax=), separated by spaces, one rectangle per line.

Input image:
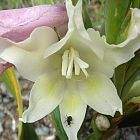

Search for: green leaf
xmin=128 ymin=96 xmax=140 ymax=104
xmin=125 ymin=80 xmax=140 ymax=102
xmin=31 ymin=0 xmax=54 ymax=5
xmin=1 ymin=67 xmax=39 ymax=140
xmin=21 ymin=123 xmax=38 ymax=140
xmin=1 ymin=67 xmax=23 ymax=140
xmin=82 ymin=1 xmax=93 ymax=29
xmin=114 ymin=50 xmax=140 ymax=101
xmin=105 ymin=0 xmax=131 ymax=44
xmin=114 ymin=63 xmax=128 ymax=96
xmin=1 ymin=67 xmax=16 ymax=97
xmin=51 ymin=107 xmax=68 ymax=140
xmin=115 ymin=10 xmax=131 ymax=44
xmin=85 ymin=133 xmax=100 ymax=140
xmin=121 ymin=51 xmax=140 ymax=100
xmin=124 ymin=51 xmax=140 ymax=83
xmin=122 ymin=68 xmax=140 ymax=101
xmin=132 ymin=0 xmax=140 ymax=8
xmin=89 ymin=116 xmax=102 ymax=140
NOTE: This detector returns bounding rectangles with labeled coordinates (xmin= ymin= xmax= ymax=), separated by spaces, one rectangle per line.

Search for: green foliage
xmin=1 ymin=67 xmax=23 ymax=140
xmin=82 ymin=1 xmax=93 ymax=29
xmin=51 ymin=107 xmax=68 ymax=140
xmin=1 ymin=67 xmax=39 ymax=140
xmin=21 ymin=123 xmax=39 ymax=140
xmin=105 ymin=0 xmax=131 ymax=44
xmin=85 ymin=115 xmax=102 ymax=140
xmin=0 ymin=0 xmax=65 ymax=9
xmin=132 ymin=0 xmax=140 ymax=8
xmin=114 ymin=51 xmax=140 ymax=102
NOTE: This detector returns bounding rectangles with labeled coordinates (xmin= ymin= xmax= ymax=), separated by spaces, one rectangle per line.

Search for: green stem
xmin=1 ymin=67 xmax=23 ymax=140
xmin=51 ymin=107 xmax=68 ymax=140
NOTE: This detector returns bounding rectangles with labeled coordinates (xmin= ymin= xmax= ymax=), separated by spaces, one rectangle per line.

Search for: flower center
xmin=62 ymin=47 xmax=89 ymax=79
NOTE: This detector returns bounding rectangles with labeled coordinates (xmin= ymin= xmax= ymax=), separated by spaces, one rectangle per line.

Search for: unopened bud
xmin=95 ymin=115 xmax=110 ymax=131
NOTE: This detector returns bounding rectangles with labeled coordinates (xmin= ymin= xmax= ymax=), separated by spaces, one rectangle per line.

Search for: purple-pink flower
xmin=0 ymin=4 xmax=68 ymax=74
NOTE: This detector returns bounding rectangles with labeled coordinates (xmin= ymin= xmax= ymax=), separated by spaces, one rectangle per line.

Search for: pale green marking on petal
xmin=21 ymin=73 xmax=64 ymax=123
xmin=79 ymin=72 xmax=122 ymax=116
xmin=59 ymin=80 xmax=87 ymax=140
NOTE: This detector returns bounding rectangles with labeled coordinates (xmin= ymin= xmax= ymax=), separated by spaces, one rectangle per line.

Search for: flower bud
xmin=95 ymin=115 xmax=110 ymax=131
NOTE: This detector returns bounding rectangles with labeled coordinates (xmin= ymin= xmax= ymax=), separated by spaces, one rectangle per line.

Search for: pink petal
xmin=0 ymin=4 xmax=68 ymax=42
xmin=0 ymin=4 xmax=68 ymax=75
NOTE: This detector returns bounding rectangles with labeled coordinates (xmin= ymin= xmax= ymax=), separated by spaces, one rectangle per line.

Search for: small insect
xmin=64 ymin=115 xmax=73 ymax=127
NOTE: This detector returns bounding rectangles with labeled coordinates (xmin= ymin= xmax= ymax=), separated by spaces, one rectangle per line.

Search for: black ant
xmin=64 ymin=115 xmax=73 ymax=127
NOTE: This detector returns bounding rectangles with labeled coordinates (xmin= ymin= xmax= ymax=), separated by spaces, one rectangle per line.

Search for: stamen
xmin=61 ymin=48 xmax=89 ymax=79
xmin=74 ymin=50 xmax=80 ymax=75
xmin=62 ymin=50 xmax=69 ymax=76
xmin=66 ymin=50 xmax=74 ymax=79
xmin=74 ymin=57 xmax=89 ymax=69
xmin=81 ymin=68 xmax=89 ymax=78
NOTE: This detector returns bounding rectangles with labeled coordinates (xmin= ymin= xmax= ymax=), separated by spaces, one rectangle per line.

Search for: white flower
xmin=87 ymin=8 xmax=140 ymax=78
xmin=131 ymin=8 xmax=140 ymax=32
xmin=1 ymin=0 xmax=140 ymax=140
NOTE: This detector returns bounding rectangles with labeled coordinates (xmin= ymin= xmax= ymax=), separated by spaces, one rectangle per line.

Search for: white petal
xmin=59 ymin=80 xmax=87 ymax=140
xmin=73 ymin=0 xmax=104 ymax=59
xmin=74 ymin=57 xmax=89 ymax=68
xmin=45 ymin=0 xmax=103 ymax=60
xmin=66 ymin=0 xmax=75 ymax=30
xmin=74 ymin=31 xmax=104 ymax=61
xmin=21 ymin=73 xmax=64 ymax=123
xmin=87 ymin=12 xmax=140 ymax=77
xmin=0 ymin=37 xmax=15 ymax=52
xmin=74 ymin=0 xmax=90 ymax=41
xmin=18 ymin=26 xmax=59 ymax=51
xmin=44 ymin=0 xmax=75 ymax=58
xmin=102 ymin=9 xmax=139 ymax=68
xmin=69 ymin=35 xmax=109 ymax=77
xmin=74 ymin=0 xmax=104 ymax=59
xmin=44 ymin=31 xmax=72 ymax=58
xmin=29 ymin=26 xmax=58 ymax=51
xmin=87 ymin=9 xmax=138 ymax=49
xmin=79 ymin=73 xmax=122 ymax=116
xmin=131 ymin=8 xmax=140 ymax=32
xmin=0 ymin=27 xmax=59 ymax=81
xmin=104 ymin=36 xmax=140 ymax=70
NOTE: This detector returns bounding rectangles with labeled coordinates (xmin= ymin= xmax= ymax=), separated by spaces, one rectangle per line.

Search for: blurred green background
xmin=0 ymin=0 xmax=93 ymax=9
xmin=0 ymin=0 xmax=65 ymax=9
